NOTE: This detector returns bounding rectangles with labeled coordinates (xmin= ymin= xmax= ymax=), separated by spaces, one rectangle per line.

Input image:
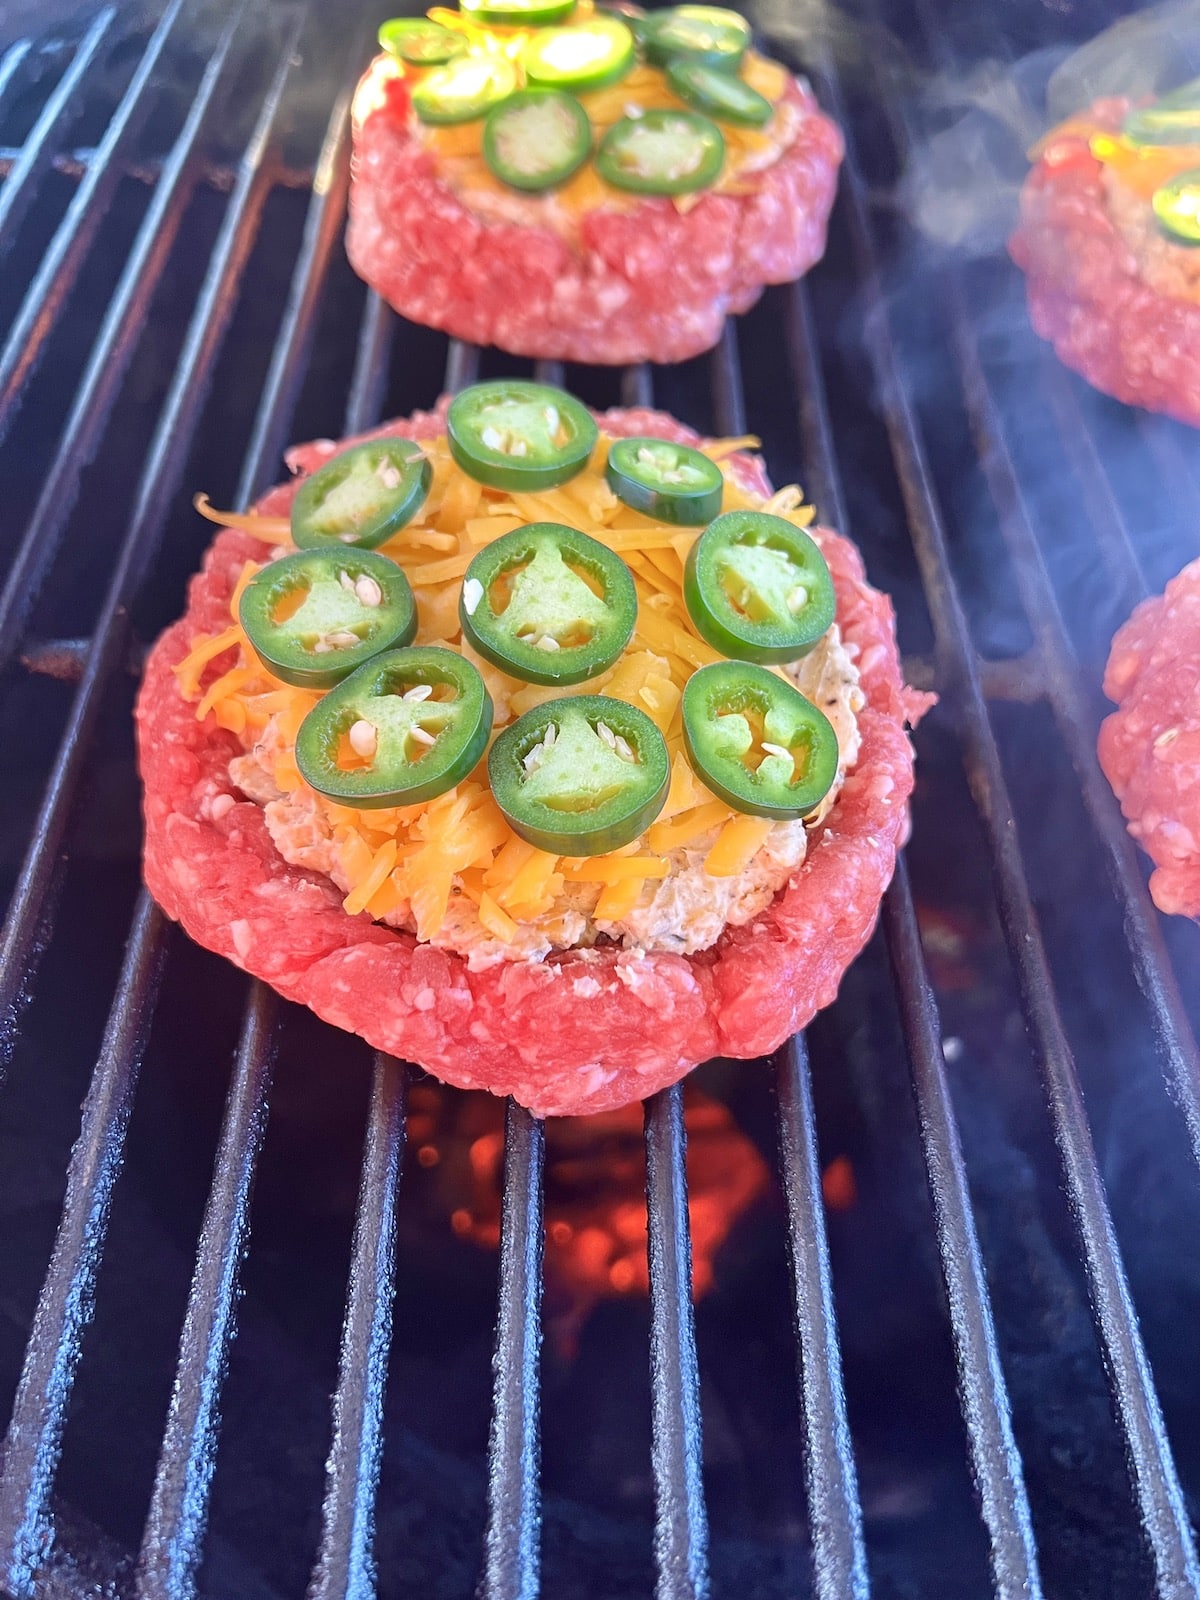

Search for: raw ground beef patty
xmin=1009 ymin=98 xmax=1200 ymax=427
xmin=137 ymin=405 xmax=926 ymax=1116
xmin=1099 ymin=557 xmax=1200 ymax=919
xmin=346 ymin=67 xmax=842 ymax=366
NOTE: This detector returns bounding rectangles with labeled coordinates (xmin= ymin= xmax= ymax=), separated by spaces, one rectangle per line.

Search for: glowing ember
xmin=404 ymin=1083 xmax=771 ymax=1343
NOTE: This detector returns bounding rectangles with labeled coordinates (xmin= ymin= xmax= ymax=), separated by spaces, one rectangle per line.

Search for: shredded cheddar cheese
xmin=174 ymin=430 xmax=826 ymax=943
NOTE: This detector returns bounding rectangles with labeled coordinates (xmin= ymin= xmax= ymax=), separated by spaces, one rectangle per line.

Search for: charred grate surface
xmin=0 ymin=2 xmax=1198 ymax=1599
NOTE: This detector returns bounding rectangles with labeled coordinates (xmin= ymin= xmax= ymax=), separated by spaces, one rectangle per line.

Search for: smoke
xmin=899 ymin=0 xmax=1200 ymax=256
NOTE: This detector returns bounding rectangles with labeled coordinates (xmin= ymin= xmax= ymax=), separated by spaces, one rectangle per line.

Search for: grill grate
xmin=0 ymin=3 xmax=1198 ymax=1598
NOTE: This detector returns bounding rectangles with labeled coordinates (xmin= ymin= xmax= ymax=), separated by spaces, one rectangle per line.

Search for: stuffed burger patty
xmin=138 ymin=385 xmax=928 ymax=1115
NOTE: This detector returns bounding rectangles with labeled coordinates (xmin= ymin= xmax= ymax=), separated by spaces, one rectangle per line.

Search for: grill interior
xmin=2 ymin=1 xmax=1200 ymax=1597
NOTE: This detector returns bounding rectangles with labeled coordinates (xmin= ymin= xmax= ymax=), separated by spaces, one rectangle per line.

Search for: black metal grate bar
xmin=0 ymin=0 xmax=244 ymax=677
xmin=308 ymin=1056 xmax=409 ymax=1600
xmin=774 ymin=1040 xmax=871 ymax=1600
xmin=784 ymin=262 xmax=1042 ymax=1597
xmin=0 ymin=39 xmax=31 ymax=109
xmin=0 ymin=0 xmax=195 ymax=435
xmin=722 ymin=291 xmax=872 ymax=1599
xmin=947 ymin=281 xmax=1200 ymax=1170
xmin=136 ymin=65 xmax=366 ymax=1595
xmin=135 ymin=983 xmax=280 ymax=1600
xmin=344 ymin=294 xmax=396 ymax=437
xmin=620 ymin=364 xmax=654 ymax=409
xmin=1037 ymin=358 xmax=1150 ymax=602
xmin=480 ymin=1104 xmax=546 ymax=1600
xmin=0 ymin=9 xmax=303 ymax=1061
xmin=883 ymin=868 xmax=1044 ymax=1598
xmin=0 ymin=893 xmax=168 ymax=1597
xmin=306 ymin=288 xmax=406 ymax=1600
xmin=820 ymin=49 xmax=1200 ymax=1594
xmin=445 ymin=338 xmax=481 ymax=396
xmin=0 ymin=7 xmax=116 ymax=254
xmin=532 ymin=359 xmax=564 ymax=387
xmin=709 ymin=323 xmax=747 ymax=438
xmin=235 ymin=63 xmax=356 ymax=508
xmin=644 ymin=1085 xmax=708 ymax=1600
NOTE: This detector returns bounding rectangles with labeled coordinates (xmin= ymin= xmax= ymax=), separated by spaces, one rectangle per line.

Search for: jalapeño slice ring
xmin=1153 ymin=167 xmax=1200 ymax=245
xmin=666 ymin=58 xmax=773 ymax=127
xmin=459 ymin=522 xmax=637 ymax=685
xmin=460 ymin=0 xmax=577 ymax=26
xmin=239 ymin=549 xmax=417 ymax=690
xmin=684 ymin=509 xmax=835 ymax=663
xmin=295 ymin=647 xmax=493 ymax=808
xmin=1123 ymin=78 xmax=1200 ymax=147
xmin=595 ymin=109 xmax=724 ymax=195
xmin=291 ymin=438 xmax=431 ymax=550
xmin=488 ymin=694 xmax=670 ymax=855
xmin=377 ymin=18 xmax=468 ymax=66
xmin=520 ymin=15 xmax=635 ymax=92
xmin=482 ymin=88 xmax=592 ymax=191
xmin=642 ymin=5 xmax=751 ymax=70
xmin=605 ymin=435 xmax=724 ymax=524
xmin=446 ymin=380 xmax=599 ymax=490
xmin=682 ymin=660 xmax=838 ymax=819
xmin=411 ymin=53 xmax=519 ymax=124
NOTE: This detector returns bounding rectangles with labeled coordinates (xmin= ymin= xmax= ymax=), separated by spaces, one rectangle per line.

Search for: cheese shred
xmin=172 ymin=431 xmax=821 ymax=939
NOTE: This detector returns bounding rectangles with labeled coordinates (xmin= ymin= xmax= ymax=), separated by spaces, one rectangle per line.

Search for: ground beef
xmin=345 ymin=71 xmax=842 ymax=366
xmin=1099 ymin=558 xmax=1200 ymax=919
xmin=1009 ymin=98 xmax=1200 ymax=427
xmin=137 ymin=405 xmax=928 ymax=1117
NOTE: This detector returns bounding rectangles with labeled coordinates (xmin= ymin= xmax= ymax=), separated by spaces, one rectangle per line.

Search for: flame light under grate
xmin=0 ymin=1 xmax=1199 ymax=1598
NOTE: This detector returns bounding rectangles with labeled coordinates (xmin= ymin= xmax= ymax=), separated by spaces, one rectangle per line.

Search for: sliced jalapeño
xmin=682 ymin=660 xmax=838 ymax=818
xmin=595 ymin=109 xmax=724 ymax=194
xmin=446 ymin=380 xmax=598 ymax=490
xmin=605 ymin=436 xmax=724 ymax=524
xmin=642 ymin=5 xmax=751 ymax=70
xmin=666 ymin=58 xmax=773 ymax=126
xmin=377 ymin=18 xmax=468 ymax=66
xmin=684 ymin=509 xmax=835 ymax=663
xmin=482 ymin=88 xmax=592 ymax=191
xmin=1124 ymin=78 xmax=1200 ymax=147
xmin=239 ymin=549 xmax=417 ymax=689
xmin=488 ymin=694 xmax=670 ymax=854
xmin=460 ymin=0 xmax=577 ymax=25
xmin=519 ymin=15 xmax=635 ymax=92
xmin=1153 ymin=167 xmax=1200 ymax=244
xmin=295 ymin=647 xmax=493 ymax=808
xmin=291 ymin=438 xmax=431 ymax=550
xmin=411 ymin=53 xmax=519 ymax=124
xmin=459 ymin=521 xmax=637 ymax=685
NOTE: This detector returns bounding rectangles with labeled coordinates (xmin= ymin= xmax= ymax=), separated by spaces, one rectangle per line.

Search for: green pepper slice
xmin=489 ymin=694 xmax=669 ymax=854
xmin=595 ymin=110 xmax=724 ymax=195
xmin=377 ymin=18 xmax=467 ymax=66
xmin=446 ymin=380 xmax=599 ymax=490
xmin=643 ymin=5 xmax=750 ymax=70
xmin=459 ymin=521 xmax=636 ymax=685
xmin=684 ymin=509 xmax=835 ymax=663
xmin=682 ymin=660 xmax=837 ymax=819
xmin=1153 ymin=167 xmax=1200 ymax=245
xmin=605 ymin=436 xmax=724 ymax=524
xmin=666 ymin=58 xmax=772 ymax=126
xmin=461 ymin=0 xmax=577 ymax=25
xmin=239 ymin=550 xmax=417 ymax=690
xmin=295 ymin=647 xmax=493 ymax=808
xmin=1123 ymin=78 xmax=1200 ymax=147
xmin=411 ymin=53 xmax=519 ymax=124
xmin=291 ymin=439 xmax=432 ymax=551
xmin=520 ymin=16 xmax=635 ymax=91
xmin=482 ymin=89 xmax=592 ymax=191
